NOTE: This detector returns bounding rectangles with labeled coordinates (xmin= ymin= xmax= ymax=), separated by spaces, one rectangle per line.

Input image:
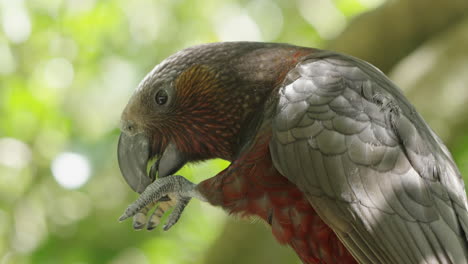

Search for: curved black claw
xmin=133 ymin=211 xmax=147 ymax=230
xmin=147 ymin=196 xmax=177 ymax=231
xmin=163 ymin=197 xmax=191 ymax=231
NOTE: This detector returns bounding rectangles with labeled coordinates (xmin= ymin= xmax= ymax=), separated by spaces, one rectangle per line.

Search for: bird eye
xmin=155 ymin=90 xmax=168 ymax=105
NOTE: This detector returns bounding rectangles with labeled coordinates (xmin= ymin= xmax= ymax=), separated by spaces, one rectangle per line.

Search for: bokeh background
xmin=1 ymin=0 xmax=468 ymax=263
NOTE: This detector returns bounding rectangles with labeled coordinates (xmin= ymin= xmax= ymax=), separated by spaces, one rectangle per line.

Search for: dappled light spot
xmin=0 ymin=0 xmax=31 ymax=43
xmin=0 ymin=138 xmax=32 ymax=169
xmin=214 ymin=4 xmax=262 ymax=41
xmin=43 ymin=58 xmax=75 ymax=89
xmin=247 ymin=0 xmax=284 ymax=41
xmin=52 ymin=152 xmax=91 ymax=189
xmin=298 ymin=0 xmax=346 ymax=39
xmin=12 ymin=199 xmax=46 ymax=253
xmin=123 ymin=0 xmax=163 ymax=45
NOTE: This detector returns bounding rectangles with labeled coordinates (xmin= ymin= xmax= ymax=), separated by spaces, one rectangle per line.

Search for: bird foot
xmin=119 ymin=175 xmax=201 ymax=231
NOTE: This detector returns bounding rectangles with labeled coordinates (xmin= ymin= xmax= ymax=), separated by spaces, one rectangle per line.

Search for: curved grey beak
xmin=118 ymin=133 xmax=152 ymax=193
xmin=117 ymin=133 xmax=188 ymax=193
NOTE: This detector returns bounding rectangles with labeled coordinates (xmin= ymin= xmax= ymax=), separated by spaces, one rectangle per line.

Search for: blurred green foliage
xmin=12 ymin=0 xmax=468 ymax=264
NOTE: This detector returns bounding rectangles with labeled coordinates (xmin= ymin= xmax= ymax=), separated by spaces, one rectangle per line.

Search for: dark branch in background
xmin=389 ymin=16 xmax=468 ymax=148
xmin=328 ymin=0 xmax=468 ymax=73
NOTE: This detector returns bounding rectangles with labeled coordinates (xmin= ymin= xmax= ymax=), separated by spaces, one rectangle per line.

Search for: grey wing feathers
xmin=269 ymin=51 xmax=468 ymax=264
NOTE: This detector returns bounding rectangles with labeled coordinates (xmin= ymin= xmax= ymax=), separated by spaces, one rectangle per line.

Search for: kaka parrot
xmin=117 ymin=42 xmax=468 ymax=264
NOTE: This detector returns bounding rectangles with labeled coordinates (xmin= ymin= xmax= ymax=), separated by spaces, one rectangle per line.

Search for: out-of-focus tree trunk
xmin=202 ymin=1 xmax=468 ymax=263
xmin=329 ymin=0 xmax=468 ymax=72
xmin=389 ymin=16 xmax=468 ymax=148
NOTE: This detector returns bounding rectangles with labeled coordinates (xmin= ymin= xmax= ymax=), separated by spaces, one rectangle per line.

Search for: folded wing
xmin=270 ymin=52 xmax=468 ymax=264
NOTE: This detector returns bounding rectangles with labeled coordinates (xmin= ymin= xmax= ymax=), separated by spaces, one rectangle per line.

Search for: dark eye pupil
xmin=155 ymin=90 xmax=168 ymax=105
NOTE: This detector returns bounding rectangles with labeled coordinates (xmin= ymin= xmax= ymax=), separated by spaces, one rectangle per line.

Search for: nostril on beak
xmin=121 ymin=120 xmax=136 ymax=133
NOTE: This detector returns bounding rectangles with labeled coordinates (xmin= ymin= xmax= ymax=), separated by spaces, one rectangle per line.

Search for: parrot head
xmin=117 ymin=42 xmax=314 ymax=193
